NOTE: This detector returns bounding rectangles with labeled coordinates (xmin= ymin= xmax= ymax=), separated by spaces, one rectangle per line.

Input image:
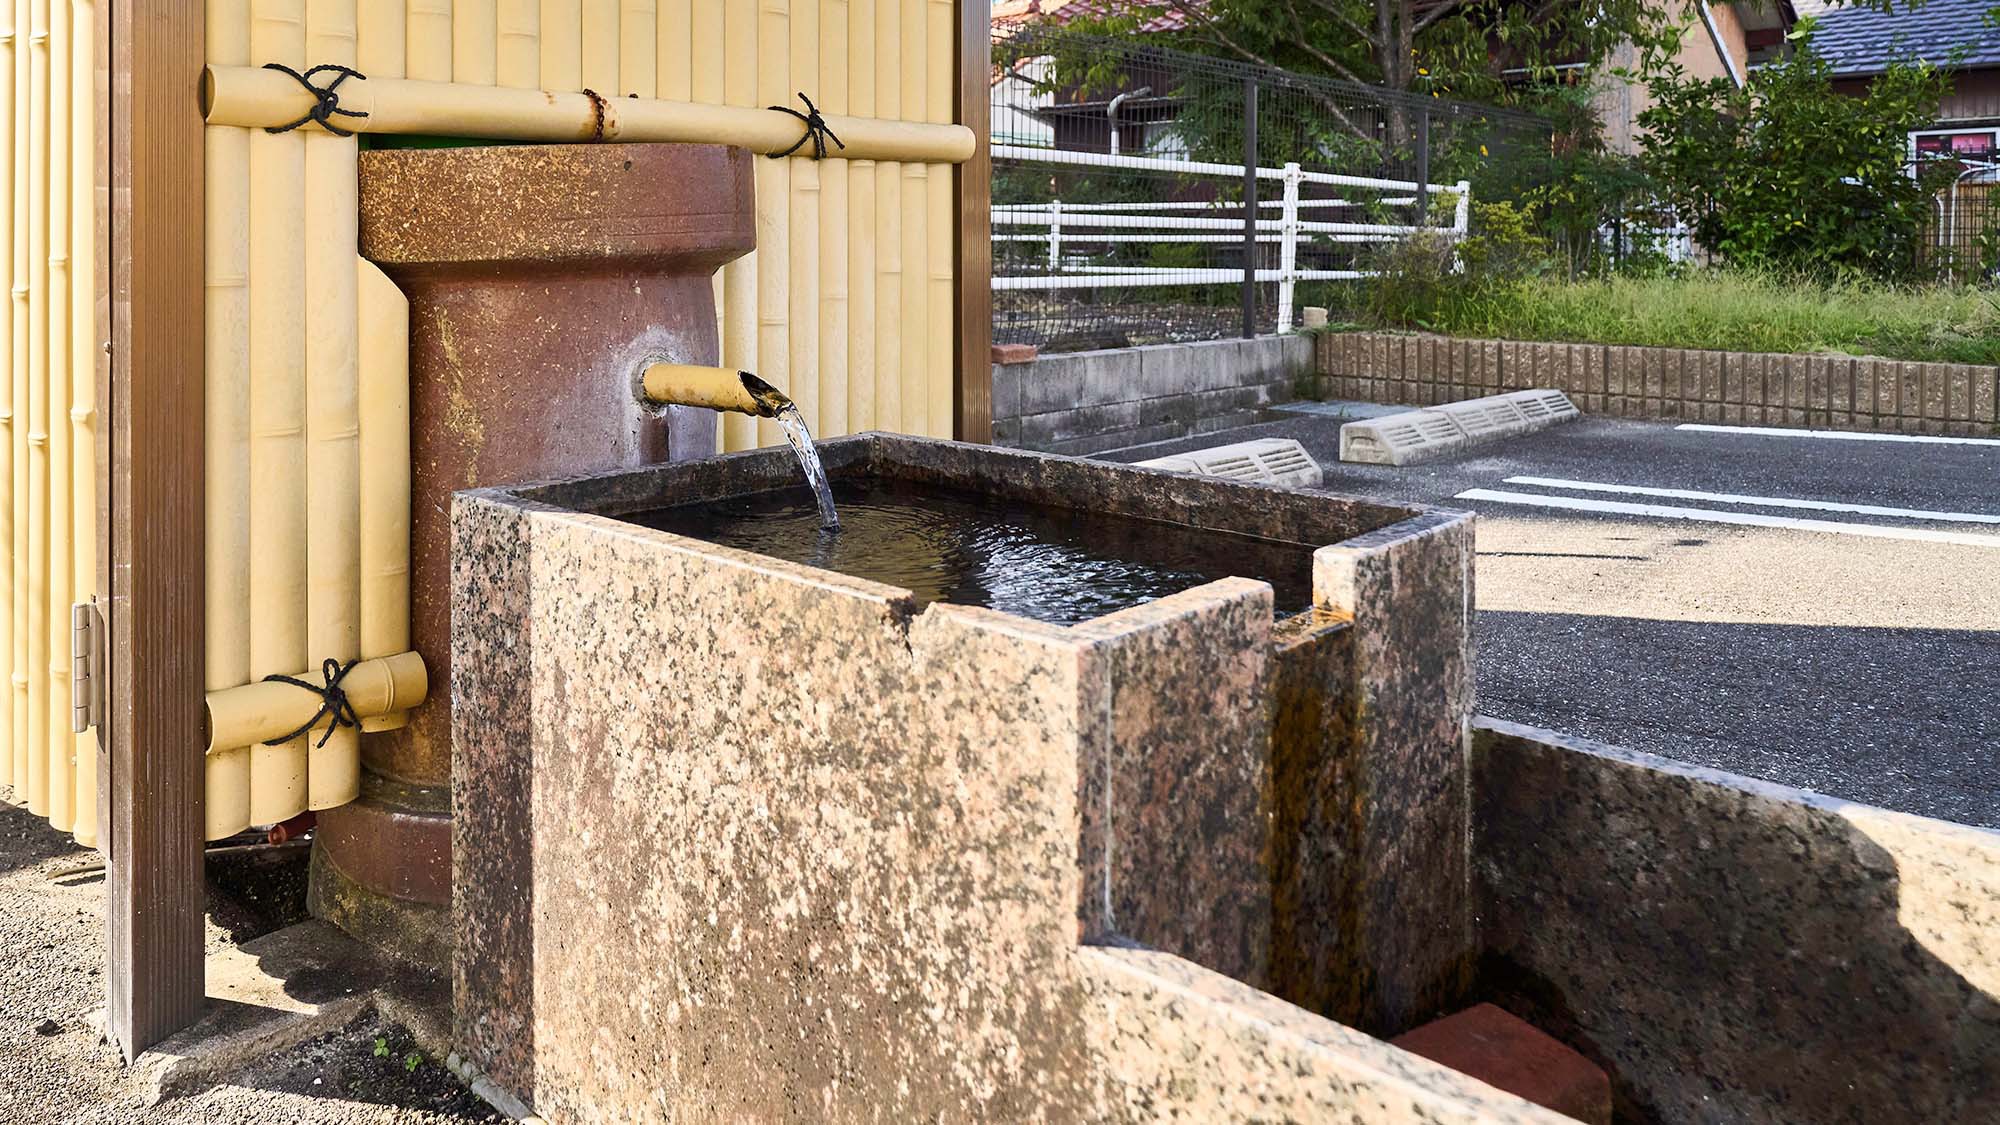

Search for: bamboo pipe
xmin=580 ymin=0 xmax=615 ymax=93
xmin=497 ymin=0 xmax=539 ymax=89
xmin=640 ymin=364 xmax=790 ymax=417
xmin=454 ymin=0 xmax=497 ymax=85
xmin=406 ymin=0 xmax=451 ymax=82
xmin=303 ymin=0 xmax=360 ymax=813
xmin=25 ymin=0 xmax=47 ymax=816
xmin=207 ymin=651 xmax=427 ymax=753
xmin=356 ymin=0 xmax=405 ymax=79
xmin=872 ymin=0 xmax=900 ymax=434
xmin=753 ymin=0 xmax=788 ymax=452
xmin=786 ymin=0 xmax=819 ymax=444
xmin=816 ymin=0 xmax=848 ymax=439
xmin=898 ymin=0 xmax=926 ymax=438
xmin=355 ymin=259 xmax=409 ymax=733
xmin=718 ymin=0 xmax=755 ymax=454
xmin=200 ymin=67 xmax=978 ymax=165
xmin=657 ymin=0 xmax=689 ymax=101
xmin=539 ymin=0 xmax=581 ymax=92
xmin=619 ymin=0 xmax=654 ymax=98
xmin=66 ymin=0 xmax=91 ymax=847
xmin=203 ymin=0 xmax=254 ymax=842
xmin=0 ymin=0 xmax=16 ymax=795
xmin=846 ymin=0 xmax=875 ymax=434
xmin=43 ymin=0 xmax=67 ymax=832
xmin=247 ymin=0 xmax=309 ymax=828
xmin=10 ymin=0 xmax=29 ymax=801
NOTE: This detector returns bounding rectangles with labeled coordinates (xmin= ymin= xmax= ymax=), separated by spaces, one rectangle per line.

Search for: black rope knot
xmin=768 ymin=92 xmax=844 ymax=161
xmin=261 ymin=658 xmax=362 ymax=749
xmin=261 ymin=62 xmax=370 ymax=137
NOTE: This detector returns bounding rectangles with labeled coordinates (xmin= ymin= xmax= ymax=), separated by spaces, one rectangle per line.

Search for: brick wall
xmin=1315 ymin=331 xmax=2000 ymax=438
xmin=993 ymin=335 xmax=1315 ymax=455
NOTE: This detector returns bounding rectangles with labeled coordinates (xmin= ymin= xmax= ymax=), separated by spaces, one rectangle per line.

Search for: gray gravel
xmin=1108 ymin=408 xmax=2000 ymax=827
xmin=0 ymin=800 xmax=499 ymax=1124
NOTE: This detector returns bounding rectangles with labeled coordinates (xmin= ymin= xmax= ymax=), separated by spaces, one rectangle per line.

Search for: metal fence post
xmin=1278 ymin=162 xmax=1302 ymax=334
xmin=1415 ymin=108 xmax=1431 ymax=227
xmin=1241 ymin=76 xmax=1258 ymax=339
xmin=1048 ymin=198 xmax=1062 ymax=272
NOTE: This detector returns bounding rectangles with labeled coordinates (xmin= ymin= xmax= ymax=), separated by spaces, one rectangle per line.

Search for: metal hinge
xmin=70 ymin=600 xmax=104 ymax=734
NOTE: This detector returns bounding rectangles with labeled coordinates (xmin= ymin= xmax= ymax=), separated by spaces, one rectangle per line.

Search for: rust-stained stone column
xmin=310 ymin=143 xmax=756 ymax=963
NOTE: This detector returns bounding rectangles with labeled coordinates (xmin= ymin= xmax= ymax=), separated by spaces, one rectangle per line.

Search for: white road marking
xmin=1676 ymin=423 xmax=2000 ymax=447
xmin=1502 ymin=476 xmax=2000 ymax=525
xmin=1453 ymin=488 xmax=2000 ymax=548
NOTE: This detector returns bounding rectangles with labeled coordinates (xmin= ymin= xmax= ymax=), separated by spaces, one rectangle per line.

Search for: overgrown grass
xmin=1318 ymin=270 xmax=2000 ymax=366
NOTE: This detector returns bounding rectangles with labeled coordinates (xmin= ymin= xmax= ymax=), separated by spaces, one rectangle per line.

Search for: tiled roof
xmin=1809 ymin=0 xmax=2000 ymax=75
xmin=992 ymin=0 xmax=1196 ymax=33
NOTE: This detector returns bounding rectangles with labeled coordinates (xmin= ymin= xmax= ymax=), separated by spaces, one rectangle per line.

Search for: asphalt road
xmin=1107 ymin=407 xmax=2000 ymax=829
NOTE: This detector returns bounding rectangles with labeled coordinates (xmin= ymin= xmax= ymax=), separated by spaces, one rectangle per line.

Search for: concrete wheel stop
xmin=1339 ymin=389 xmax=1580 ymax=465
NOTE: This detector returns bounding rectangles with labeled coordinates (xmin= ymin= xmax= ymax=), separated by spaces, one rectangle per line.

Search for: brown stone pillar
xmin=310 ymin=143 xmax=756 ymax=963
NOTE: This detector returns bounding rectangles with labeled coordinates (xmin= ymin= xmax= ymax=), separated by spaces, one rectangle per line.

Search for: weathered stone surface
xmin=1473 ymin=717 xmax=2000 ymax=1125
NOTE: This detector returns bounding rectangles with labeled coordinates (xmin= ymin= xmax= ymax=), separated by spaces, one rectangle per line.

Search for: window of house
xmin=1912 ymin=128 xmax=2000 ymax=163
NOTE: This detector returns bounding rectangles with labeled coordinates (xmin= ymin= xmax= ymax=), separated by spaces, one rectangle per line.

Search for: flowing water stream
xmin=775 ymin=404 xmax=841 ymax=529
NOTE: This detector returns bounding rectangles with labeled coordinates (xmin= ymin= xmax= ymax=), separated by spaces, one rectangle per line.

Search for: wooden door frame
xmin=103 ymin=0 xmax=206 ymax=1060
xmin=954 ymin=0 xmax=992 ymax=443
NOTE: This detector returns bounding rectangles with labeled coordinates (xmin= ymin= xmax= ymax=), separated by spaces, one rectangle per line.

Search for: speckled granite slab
xmin=450 ymin=434 xmax=1495 ymax=1120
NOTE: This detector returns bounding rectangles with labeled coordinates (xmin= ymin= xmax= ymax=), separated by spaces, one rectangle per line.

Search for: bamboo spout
xmin=640 ymin=363 xmax=792 ymax=418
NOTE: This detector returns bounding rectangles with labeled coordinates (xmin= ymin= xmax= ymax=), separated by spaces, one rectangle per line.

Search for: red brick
xmin=991 ymin=342 xmax=1039 ymax=365
xmin=1391 ymin=1003 xmax=1611 ymax=1125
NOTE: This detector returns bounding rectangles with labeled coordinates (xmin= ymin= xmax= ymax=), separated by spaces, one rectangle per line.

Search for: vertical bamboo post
xmin=873 ymin=0 xmax=901 ymax=434
xmin=752 ymin=0 xmax=788 ymax=451
xmin=497 ymin=0 xmax=539 ymax=88
xmin=955 ymin=0 xmax=993 ymax=443
xmin=688 ymin=0 xmax=722 ymax=421
xmin=897 ymin=0 xmax=926 ymax=437
xmin=657 ymin=0 xmax=688 ymax=100
xmin=65 ymin=0 xmax=90 ymax=844
xmin=357 ymin=0 xmax=406 ymax=78
xmin=580 ymin=0 xmax=615 ymax=93
xmin=247 ymin=0 xmax=309 ymax=825
xmin=816 ymin=0 xmax=848 ymax=438
xmin=454 ymin=0 xmax=497 ymax=85
xmin=785 ymin=0 xmax=818 ymax=440
xmin=923 ymin=0 xmax=952 ymax=439
xmin=25 ymin=0 xmax=47 ymax=816
xmin=8 ymin=0 xmax=27 ymax=799
xmin=304 ymin=0 xmax=361 ymax=811
xmin=619 ymin=0 xmax=654 ymax=98
xmin=43 ymin=0 xmax=68 ymax=831
xmin=407 ymin=0 xmax=452 ymax=81
xmin=846 ymin=0 xmax=874 ymax=433
xmin=0 ymin=0 xmax=14 ymax=797
xmin=718 ymin=0 xmax=755 ymax=453
xmin=539 ymin=0 xmax=581 ymax=91
xmin=203 ymin=0 xmax=253 ymax=841
xmin=355 ymin=261 xmax=407 ymax=704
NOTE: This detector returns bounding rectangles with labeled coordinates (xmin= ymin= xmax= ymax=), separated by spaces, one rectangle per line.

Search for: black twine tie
xmin=261 ymin=63 xmax=370 ymax=137
xmin=768 ymin=92 xmax=844 ymax=160
xmin=262 ymin=658 xmax=362 ymax=749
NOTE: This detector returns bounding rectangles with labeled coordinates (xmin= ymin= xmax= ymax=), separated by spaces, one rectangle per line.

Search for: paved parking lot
xmin=1107 ymin=406 xmax=2000 ymax=828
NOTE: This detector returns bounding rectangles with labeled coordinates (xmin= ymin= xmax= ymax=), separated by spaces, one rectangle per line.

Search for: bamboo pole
xmin=719 ymin=0 xmax=755 ymax=454
xmin=43 ymin=0 xmax=68 ymax=831
xmin=786 ymin=0 xmax=820 ymax=442
xmin=846 ymin=0 xmax=875 ymax=433
xmin=25 ymin=0 xmax=47 ymax=816
xmin=817 ymin=0 xmax=848 ymax=438
xmin=10 ymin=0 xmax=29 ymax=801
xmin=454 ymin=0 xmax=497 ymax=85
xmin=897 ymin=0 xmax=925 ymax=438
xmin=539 ymin=0 xmax=581 ymax=92
xmin=873 ymin=0 xmax=901 ymax=435
xmin=924 ymin=0 xmax=952 ymax=439
xmin=206 ymin=651 xmax=427 ymax=752
xmin=357 ymin=0 xmax=405 ymax=78
xmin=355 ymin=259 xmax=409 ymax=732
xmin=247 ymin=0 xmax=309 ymax=827
xmin=619 ymin=0 xmax=654 ymax=98
xmin=66 ymin=0 xmax=91 ymax=845
xmin=657 ymin=0 xmax=688 ymax=101
xmin=758 ymin=0 xmax=794 ymax=453
xmin=203 ymin=0 xmax=254 ymax=843
xmin=580 ymin=0 xmax=614 ymax=93
xmin=201 ymin=68 xmax=980 ymax=164
xmin=497 ymin=0 xmax=539 ymax=88
xmin=304 ymin=0 xmax=361 ymax=812
xmin=0 ymin=0 xmax=15 ymax=796
xmin=406 ymin=0 xmax=451 ymax=82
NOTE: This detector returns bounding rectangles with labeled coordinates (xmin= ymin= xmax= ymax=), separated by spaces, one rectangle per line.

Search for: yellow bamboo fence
xmin=4 ymin=2 xmax=972 ymax=842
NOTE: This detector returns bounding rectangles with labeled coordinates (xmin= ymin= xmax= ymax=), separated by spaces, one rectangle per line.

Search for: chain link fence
xmin=991 ymin=28 xmax=1552 ymax=352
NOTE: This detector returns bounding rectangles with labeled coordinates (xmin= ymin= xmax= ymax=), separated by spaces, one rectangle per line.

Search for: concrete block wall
xmin=1316 ymin=331 xmax=2000 ymax=438
xmin=993 ymin=335 xmax=1315 ymax=455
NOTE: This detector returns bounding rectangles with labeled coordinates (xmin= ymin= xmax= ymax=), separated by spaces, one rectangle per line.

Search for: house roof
xmin=1808 ymin=0 xmax=2000 ymax=76
xmin=992 ymin=0 xmax=1195 ymax=34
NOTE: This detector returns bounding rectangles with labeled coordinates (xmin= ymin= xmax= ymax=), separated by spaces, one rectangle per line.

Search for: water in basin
xmin=626 ymin=478 xmax=1318 ymax=626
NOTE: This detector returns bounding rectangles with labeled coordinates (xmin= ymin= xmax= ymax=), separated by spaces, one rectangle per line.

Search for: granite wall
xmin=1472 ymin=718 xmax=2000 ymax=1124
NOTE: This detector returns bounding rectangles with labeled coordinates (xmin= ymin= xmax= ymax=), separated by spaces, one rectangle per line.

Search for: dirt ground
xmin=0 ymin=795 xmax=500 ymax=1124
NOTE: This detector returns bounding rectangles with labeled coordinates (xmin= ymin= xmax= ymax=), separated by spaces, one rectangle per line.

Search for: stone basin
xmin=448 ymin=433 xmax=2000 ymax=1123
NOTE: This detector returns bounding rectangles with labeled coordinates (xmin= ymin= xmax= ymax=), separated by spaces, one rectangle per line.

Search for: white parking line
xmin=1676 ymin=423 xmax=2000 ymax=447
xmin=1502 ymin=476 xmax=2000 ymax=525
xmin=1453 ymin=488 xmax=2000 ymax=548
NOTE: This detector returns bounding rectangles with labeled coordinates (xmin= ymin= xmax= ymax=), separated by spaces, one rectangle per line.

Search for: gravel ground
xmin=0 ymin=798 xmax=500 ymax=1124
xmin=1109 ymin=408 xmax=2000 ymax=827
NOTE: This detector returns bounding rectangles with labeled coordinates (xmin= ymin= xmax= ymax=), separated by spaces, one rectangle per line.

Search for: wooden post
xmin=953 ymin=0 xmax=991 ymax=443
xmin=105 ymin=0 xmax=206 ymax=1059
